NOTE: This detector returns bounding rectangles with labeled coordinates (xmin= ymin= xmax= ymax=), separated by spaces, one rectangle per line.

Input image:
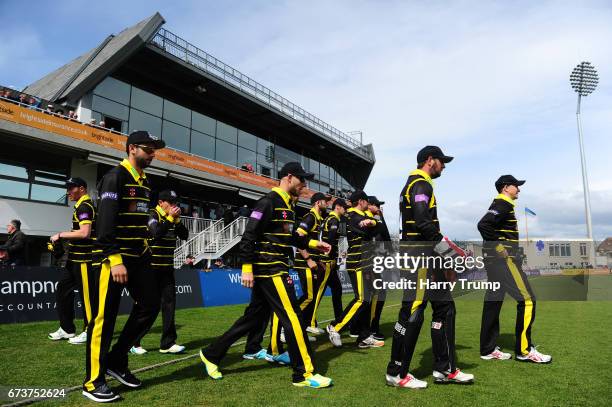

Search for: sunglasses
xmin=135 ymin=144 xmax=156 ymax=154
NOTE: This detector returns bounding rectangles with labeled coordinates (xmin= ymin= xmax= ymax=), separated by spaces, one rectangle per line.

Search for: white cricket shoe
xmin=160 ymin=344 xmax=186 ymax=354
xmin=481 ymin=346 xmax=512 ymax=360
xmin=385 ymin=373 xmax=427 ymax=389
xmin=326 ymin=324 xmax=342 ymax=347
xmin=129 ymin=346 xmax=147 ymax=355
xmin=68 ymin=331 xmax=87 ymax=345
xmin=433 ymin=369 xmax=474 ymax=384
xmin=358 ymin=335 xmax=385 ymax=349
xmin=306 ymin=326 xmax=325 ymax=335
xmin=280 ymin=328 xmax=286 ymax=343
xmin=516 ymin=347 xmax=552 ymax=364
xmin=48 ymin=327 xmax=75 ymax=341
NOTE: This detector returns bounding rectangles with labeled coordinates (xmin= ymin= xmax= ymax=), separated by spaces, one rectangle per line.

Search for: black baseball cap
xmin=332 ymin=198 xmax=349 ymax=209
xmin=278 ymin=162 xmax=314 ymax=180
xmin=126 ymin=130 xmax=166 ymax=150
xmin=158 ymin=189 xmax=180 ymax=204
xmin=65 ymin=177 xmax=87 ymax=189
xmin=417 ymin=145 xmax=453 ymax=164
xmin=310 ymin=192 xmax=328 ymax=205
xmin=349 ymin=190 xmax=368 ymax=202
xmin=495 ymin=175 xmax=525 ymax=192
xmin=368 ymin=195 xmax=385 ymax=206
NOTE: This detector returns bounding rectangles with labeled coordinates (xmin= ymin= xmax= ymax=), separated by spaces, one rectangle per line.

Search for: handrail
xmin=149 ymin=29 xmax=373 ymax=161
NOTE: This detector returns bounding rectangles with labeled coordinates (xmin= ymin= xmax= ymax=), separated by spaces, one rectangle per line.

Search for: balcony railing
xmin=149 ymin=28 xmax=374 ymax=161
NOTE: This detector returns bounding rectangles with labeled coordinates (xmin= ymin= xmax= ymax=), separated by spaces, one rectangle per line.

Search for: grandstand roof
xmin=23 ymin=13 xmax=164 ymax=103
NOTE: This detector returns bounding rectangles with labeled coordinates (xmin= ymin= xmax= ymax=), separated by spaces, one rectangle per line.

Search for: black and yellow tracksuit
xmin=84 ymin=159 xmax=161 ymax=391
xmin=478 ymin=193 xmax=536 ymax=356
xmin=56 ymin=194 xmax=96 ymax=334
xmin=319 ymin=211 xmax=344 ymax=321
xmin=135 ymin=205 xmax=189 ymax=350
xmin=331 ymin=207 xmax=375 ymax=342
xmin=387 ymin=169 xmax=458 ymax=377
xmin=201 ymin=187 xmax=321 ymax=383
xmin=294 ymin=208 xmax=324 ymax=328
xmin=368 ymin=211 xmax=390 ymax=336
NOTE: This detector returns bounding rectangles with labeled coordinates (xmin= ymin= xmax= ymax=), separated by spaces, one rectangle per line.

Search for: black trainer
xmin=82 ymin=384 xmax=121 ymax=403
xmin=106 ymin=367 xmax=142 ymax=388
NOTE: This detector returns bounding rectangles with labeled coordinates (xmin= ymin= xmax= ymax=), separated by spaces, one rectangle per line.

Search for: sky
xmin=1 ymin=0 xmax=611 ymax=241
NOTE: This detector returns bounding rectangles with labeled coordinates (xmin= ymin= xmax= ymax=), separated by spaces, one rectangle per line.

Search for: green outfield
xmin=1 ymin=276 xmax=611 ymax=406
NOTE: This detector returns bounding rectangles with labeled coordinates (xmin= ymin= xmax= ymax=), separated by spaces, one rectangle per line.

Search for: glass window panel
xmin=162 ymin=121 xmax=190 ymax=152
xmin=163 ymin=100 xmax=191 ymax=126
xmin=238 ymin=130 xmax=257 ymax=151
xmin=34 ymin=176 xmax=65 ymax=186
xmin=216 ymin=121 xmax=238 ymax=143
xmin=309 ymin=158 xmax=320 ymax=178
xmin=320 ymin=163 xmax=330 ymax=179
xmin=0 ymin=163 xmax=28 ymax=178
xmin=238 ymin=147 xmax=257 ymax=168
xmin=130 ymin=87 xmax=163 ymax=117
xmin=190 ymin=130 xmax=215 ymax=160
xmin=93 ymin=77 xmax=130 ymax=105
xmin=30 ymin=184 xmax=66 ymax=203
xmin=92 ymin=95 xmax=129 ymax=121
xmin=215 ymin=140 xmax=237 ymax=167
xmin=129 ymin=108 xmax=162 ymax=137
xmin=0 ymin=179 xmax=29 ymax=199
xmin=192 ymin=111 xmax=216 ymax=135
xmin=257 ymin=138 xmax=273 ymax=156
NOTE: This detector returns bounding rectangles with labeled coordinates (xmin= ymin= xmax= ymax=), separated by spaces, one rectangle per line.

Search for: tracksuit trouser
xmin=56 ymin=261 xmax=94 ymax=334
xmin=84 ymin=255 xmax=160 ymax=391
xmin=480 ymin=256 xmax=536 ymax=356
xmin=202 ymin=273 xmax=315 ymax=383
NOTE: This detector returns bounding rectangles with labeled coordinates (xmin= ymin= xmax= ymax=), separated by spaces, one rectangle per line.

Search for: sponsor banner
xmin=199 ymin=268 xmax=344 ymax=307
xmin=0 ymin=267 xmax=202 ymax=324
xmin=0 ymin=100 xmax=314 ymax=198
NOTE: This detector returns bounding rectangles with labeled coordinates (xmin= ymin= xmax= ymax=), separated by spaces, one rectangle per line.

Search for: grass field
xmin=1 ymin=276 xmax=611 ymax=406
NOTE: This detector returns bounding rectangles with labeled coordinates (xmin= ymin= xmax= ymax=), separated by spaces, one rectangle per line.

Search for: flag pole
xmin=524 ymin=207 xmax=529 ymax=243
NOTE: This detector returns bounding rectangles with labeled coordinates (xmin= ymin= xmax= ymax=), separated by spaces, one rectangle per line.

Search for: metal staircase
xmin=174 ymin=217 xmax=248 ymax=268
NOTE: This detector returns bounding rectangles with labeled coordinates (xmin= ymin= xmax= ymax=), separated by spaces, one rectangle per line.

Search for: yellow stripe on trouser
xmin=310 ymin=262 xmax=332 ymax=327
xmin=506 ymin=257 xmax=533 ymax=355
xmin=270 ymin=313 xmax=280 ymax=355
xmin=410 ymin=268 xmax=428 ymax=315
xmin=80 ymin=263 xmax=92 ymax=324
xmin=85 ymin=261 xmax=111 ymax=391
xmin=299 ymin=269 xmax=314 ymax=311
xmin=272 ymin=276 xmax=314 ymax=378
xmin=333 ymin=270 xmax=363 ymax=332
xmin=370 ymin=294 xmax=378 ymax=323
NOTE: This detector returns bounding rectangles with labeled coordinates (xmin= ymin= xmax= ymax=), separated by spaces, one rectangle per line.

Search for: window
xmin=162 ymin=121 xmax=190 ymax=152
xmin=93 ymin=77 xmax=131 ymax=105
xmin=131 ymin=86 xmax=163 ymax=117
xmin=192 ymin=111 xmax=216 ymax=135
xmin=129 ymin=108 xmax=162 ymax=137
xmin=216 ymin=122 xmax=238 ymax=143
xmin=102 ymin=116 xmax=124 ymax=133
xmin=580 ymin=243 xmax=587 ymax=256
xmin=238 ymin=130 xmax=257 ymax=151
xmin=215 ymin=139 xmax=237 ymax=166
xmin=163 ymin=100 xmax=191 ymax=127
xmin=92 ymin=95 xmax=129 ymax=121
xmin=257 ymin=138 xmax=273 ymax=156
xmin=0 ymin=160 xmax=68 ymax=204
xmin=190 ymin=130 xmax=215 ymax=160
xmin=238 ymin=147 xmax=257 ymax=169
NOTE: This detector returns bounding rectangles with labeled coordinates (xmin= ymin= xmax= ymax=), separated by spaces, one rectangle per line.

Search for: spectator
xmin=213 ymin=258 xmax=227 ymax=269
xmin=222 ymin=205 xmax=235 ymax=225
xmin=214 ymin=204 xmax=224 ymax=221
xmin=17 ymin=94 xmax=27 ymax=105
xmin=99 ymin=120 xmax=106 ymax=128
xmin=184 ymin=254 xmax=195 ymax=269
xmin=0 ymin=219 xmax=26 ymax=266
xmin=27 ymin=96 xmax=40 ymax=109
xmin=87 ymin=118 xmax=97 ymax=126
xmin=237 ymin=204 xmax=250 ymax=218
